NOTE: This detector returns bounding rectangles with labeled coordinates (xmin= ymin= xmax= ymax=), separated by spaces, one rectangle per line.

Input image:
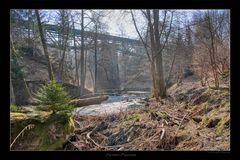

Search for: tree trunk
xmin=153 ymin=9 xmax=166 ymax=99
xmin=94 ymin=25 xmax=98 ymax=93
xmin=35 ymin=10 xmax=54 ymax=80
xmin=80 ymin=10 xmax=85 ymax=95
xmin=146 ymin=10 xmax=159 ymax=99
xmin=208 ymin=14 xmax=219 ymax=89
xmin=27 ymin=10 xmax=32 ymax=48
xmin=166 ymin=50 xmax=177 ymax=86
xmin=69 ymin=95 xmax=108 ymax=107
xmin=72 ymin=20 xmax=80 ymax=95
xmin=10 ymin=74 xmax=15 ymax=105
xmin=58 ymin=12 xmax=70 ymax=82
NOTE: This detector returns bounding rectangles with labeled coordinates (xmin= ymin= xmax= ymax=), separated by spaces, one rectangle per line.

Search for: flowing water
xmin=74 ymin=91 xmax=150 ymax=116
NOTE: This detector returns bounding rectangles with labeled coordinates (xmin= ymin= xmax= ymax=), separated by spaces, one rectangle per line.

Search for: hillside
xmin=62 ymin=73 xmax=230 ymax=151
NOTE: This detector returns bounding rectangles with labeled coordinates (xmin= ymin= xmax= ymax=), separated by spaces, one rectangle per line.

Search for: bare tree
xmin=131 ymin=10 xmax=173 ymax=99
xmin=193 ymin=10 xmax=229 ymax=88
xmin=57 ymin=10 xmax=70 ymax=82
xmin=71 ymin=15 xmax=80 ymax=92
xmin=80 ymin=9 xmax=85 ymax=95
xmin=35 ymin=9 xmax=54 ymax=80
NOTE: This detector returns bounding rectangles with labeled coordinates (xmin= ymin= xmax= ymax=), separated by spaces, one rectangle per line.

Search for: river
xmin=74 ymin=91 xmax=150 ymax=116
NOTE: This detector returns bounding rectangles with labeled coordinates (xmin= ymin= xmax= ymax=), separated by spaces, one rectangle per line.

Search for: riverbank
xmin=65 ymin=79 xmax=230 ymax=151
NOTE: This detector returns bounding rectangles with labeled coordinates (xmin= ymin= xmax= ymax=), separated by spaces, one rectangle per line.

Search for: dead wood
xmin=69 ymin=95 xmax=108 ymax=107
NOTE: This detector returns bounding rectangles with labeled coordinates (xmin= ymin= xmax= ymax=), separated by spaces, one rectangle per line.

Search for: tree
xmin=34 ymin=80 xmax=73 ymax=115
xmin=80 ymin=9 xmax=85 ymax=95
xmin=35 ymin=9 xmax=54 ymax=80
xmin=88 ymin=10 xmax=108 ymax=93
xmin=71 ymin=14 xmax=80 ymax=94
xmin=56 ymin=10 xmax=70 ymax=82
xmin=131 ymin=10 xmax=173 ymax=99
xmin=193 ymin=10 xmax=229 ymax=88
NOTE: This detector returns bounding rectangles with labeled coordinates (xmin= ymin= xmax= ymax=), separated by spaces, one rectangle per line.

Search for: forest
xmin=10 ymin=9 xmax=230 ymax=151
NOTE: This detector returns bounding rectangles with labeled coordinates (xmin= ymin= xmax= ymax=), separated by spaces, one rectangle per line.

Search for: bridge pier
xmin=96 ymin=41 xmax=120 ymax=92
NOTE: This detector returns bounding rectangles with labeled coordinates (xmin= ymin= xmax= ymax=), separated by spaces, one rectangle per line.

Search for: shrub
xmin=34 ymin=80 xmax=74 ymax=115
xmin=10 ymin=104 xmax=20 ymax=112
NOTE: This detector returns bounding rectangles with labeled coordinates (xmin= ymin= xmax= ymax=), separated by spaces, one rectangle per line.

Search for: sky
xmin=103 ymin=10 xmax=194 ymax=39
xmin=40 ymin=9 xmax=229 ymax=40
xmin=42 ymin=9 xmax=195 ymax=40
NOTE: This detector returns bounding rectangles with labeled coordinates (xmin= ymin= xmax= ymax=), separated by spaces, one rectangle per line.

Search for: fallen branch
xmin=69 ymin=95 xmax=108 ymax=107
xmin=87 ymin=131 xmax=103 ymax=148
xmin=174 ymin=113 xmax=188 ymax=136
xmin=74 ymin=124 xmax=94 ymax=134
xmin=86 ymin=122 xmax=108 ymax=148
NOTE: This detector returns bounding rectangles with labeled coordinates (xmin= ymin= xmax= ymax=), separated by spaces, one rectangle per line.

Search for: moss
xmin=34 ymin=115 xmax=74 ymax=150
xmin=26 ymin=111 xmax=51 ymax=123
xmin=35 ymin=123 xmax=64 ymax=150
xmin=10 ymin=112 xmax=28 ymax=122
xmin=10 ymin=109 xmax=51 ymax=124
xmin=10 ymin=104 xmax=20 ymax=112
xmin=64 ymin=116 xmax=74 ymax=133
xmin=11 ymin=111 xmax=74 ymax=150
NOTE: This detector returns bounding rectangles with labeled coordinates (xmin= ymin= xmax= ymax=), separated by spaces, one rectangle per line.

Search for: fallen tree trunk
xmin=69 ymin=95 xmax=108 ymax=107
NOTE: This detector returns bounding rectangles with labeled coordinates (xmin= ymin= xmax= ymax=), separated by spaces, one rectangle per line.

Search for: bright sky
xmin=41 ymin=9 xmax=228 ymax=40
xmin=100 ymin=10 xmax=195 ymax=39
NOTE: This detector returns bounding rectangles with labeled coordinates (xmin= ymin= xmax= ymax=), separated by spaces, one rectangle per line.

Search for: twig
xmin=74 ymin=124 xmax=94 ymax=134
xmin=174 ymin=113 xmax=188 ymax=136
xmin=118 ymin=146 xmax=124 ymax=151
xmin=10 ymin=124 xmax=35 ymax=149
xmin=160 ymin=128 xmax=165 ymax=140
xmin=86 ymin=122 xmax=107 ymax=149
xmin=74 ymin=119 xmax=82 ymax=128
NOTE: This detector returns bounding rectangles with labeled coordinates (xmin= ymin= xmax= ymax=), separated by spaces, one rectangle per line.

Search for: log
xmin=69 ymin=95 xmax=108 ymax=107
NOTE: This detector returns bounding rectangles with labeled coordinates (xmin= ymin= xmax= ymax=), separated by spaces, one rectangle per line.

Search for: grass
xmin=216 ymin=115 xmax=230 ymax=136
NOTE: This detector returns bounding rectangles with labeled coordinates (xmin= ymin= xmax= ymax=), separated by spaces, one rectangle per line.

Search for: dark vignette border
xmin=0 ymin=0 xmax=239 ymax=160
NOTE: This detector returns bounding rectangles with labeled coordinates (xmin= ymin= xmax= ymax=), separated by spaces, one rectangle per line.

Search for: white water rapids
xmin=74 ymin=91 xmax=150 ymax=116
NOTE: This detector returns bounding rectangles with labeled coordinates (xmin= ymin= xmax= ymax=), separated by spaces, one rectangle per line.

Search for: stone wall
xmin=12 ymin=80 xmax=91 ymax=105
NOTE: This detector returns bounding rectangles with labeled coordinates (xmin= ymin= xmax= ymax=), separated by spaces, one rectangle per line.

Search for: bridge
xmin=12 ymin=19 xmax=150 ymax=92
xmin=13 ymin=19 xmax=144 ymax=56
